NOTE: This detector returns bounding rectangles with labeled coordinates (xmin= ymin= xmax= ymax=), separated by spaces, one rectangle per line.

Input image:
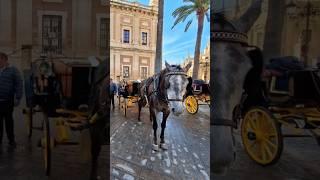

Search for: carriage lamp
xmin=286 ymin=0 xmax=320 ymax=67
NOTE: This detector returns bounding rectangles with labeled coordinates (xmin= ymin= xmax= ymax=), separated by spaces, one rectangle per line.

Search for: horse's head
xmin=162 ymin=61 xmax=192 ymax=116
xmin=211 ymin=0 xmax=263 ymax=175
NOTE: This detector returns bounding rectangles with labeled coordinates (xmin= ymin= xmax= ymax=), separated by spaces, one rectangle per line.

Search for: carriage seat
xmin=289 ymin=70 xmax=320 ymax=105
xmin=264 ymin=56 xmax=304 ymax=105
xmin=192 ymin=79 xmax=207 ymax=95
xmin=267 ymin=70 xmax=320 ymax=106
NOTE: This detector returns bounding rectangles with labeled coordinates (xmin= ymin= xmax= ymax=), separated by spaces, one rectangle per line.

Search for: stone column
xmin=0 ymin=0 xmax=12 ymax=47
xmin=72 ymin=0 xmax=92 ymax=57
xmin=16 ymin=0 xmax=33 ymax=48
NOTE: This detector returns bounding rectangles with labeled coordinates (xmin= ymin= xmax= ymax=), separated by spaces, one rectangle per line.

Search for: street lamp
xmin=286 ymin=0 xmax=320 ymax=67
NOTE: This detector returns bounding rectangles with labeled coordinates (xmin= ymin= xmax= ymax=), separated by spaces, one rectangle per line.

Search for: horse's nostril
xmin=171 ymin=108 xmax=175 ymax=112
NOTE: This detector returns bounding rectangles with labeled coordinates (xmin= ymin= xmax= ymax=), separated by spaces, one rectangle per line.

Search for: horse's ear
xmin=232 ymin=0 xmax=262 ymax=33
xmin=165 ymin=61 xmax=170 ymax=69
xmin=184 ymin=62 xmax=192 ymax=72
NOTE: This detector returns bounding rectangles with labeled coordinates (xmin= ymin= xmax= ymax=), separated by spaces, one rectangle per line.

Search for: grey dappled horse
xmin=211 ymin=0 xmax=263 ymax=175
xmin=138 ymin=62 xmax=192 ymax=151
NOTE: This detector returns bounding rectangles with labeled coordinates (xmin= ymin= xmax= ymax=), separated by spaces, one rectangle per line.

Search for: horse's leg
xmin=89 ymin=125 xmax=102 ymax=180
xmin=150 ymin=108 xmax=159 ymax=151
xmin=160 ymin=109 xmax=170 ymax=150
xmin=138 ymin=99 xmax=142 ymax=122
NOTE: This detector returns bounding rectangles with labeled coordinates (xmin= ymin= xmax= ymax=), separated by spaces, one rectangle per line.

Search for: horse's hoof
xmin=160 ymin=143 xmax=168 ymax=150
xmin=152 ymin=144 xmax=159 ymax=151
xmin=137 ymin=121 xmax=143 ymax=125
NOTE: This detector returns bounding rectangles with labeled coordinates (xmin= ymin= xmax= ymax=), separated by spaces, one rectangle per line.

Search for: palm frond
xmin=172 ymin=5 xmax=194 ymax=17
xmin=183 ymin=0 xmax=196 ymax=3
xmin=184 ymin=19 xmax=193 ymax=32
xmin=171 ymin=7 xmax=195 ymax=29
xmin=205 ymin=12 xmax=210 ymax=22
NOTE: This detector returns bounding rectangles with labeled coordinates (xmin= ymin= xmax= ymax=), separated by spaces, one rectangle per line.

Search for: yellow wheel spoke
xmin=263 ymin=141 xmax=274 ymax=159
xmin=264 ymin=138 xmax=277 ymax=150
xmin=248 ymin=119 xmax=257 ymax=131
xmin=260 ymin=142 xmax=267 ymax=162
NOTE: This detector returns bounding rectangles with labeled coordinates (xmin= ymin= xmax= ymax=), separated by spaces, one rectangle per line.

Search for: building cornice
xmin=111 ymin=46 xmax=155 ymax=54
xmin=111 ymin=0 xmax=158 ymax=16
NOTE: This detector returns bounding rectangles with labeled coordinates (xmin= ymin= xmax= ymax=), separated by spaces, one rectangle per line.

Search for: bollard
xmin=80 ymin=129 xmax=91 ymax=163
xmin=55 ymin=118 xmax=70 ymax=142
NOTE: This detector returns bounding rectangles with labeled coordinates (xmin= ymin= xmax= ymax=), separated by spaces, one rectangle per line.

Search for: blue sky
xmin=137 ymin=0 xmax=210 ymax=65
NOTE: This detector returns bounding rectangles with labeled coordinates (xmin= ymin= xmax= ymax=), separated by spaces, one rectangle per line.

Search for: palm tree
xmin=154 ymin=0 xmax=164 ymax=74
xmin=172 ymin=0 xmax=209 ymax=79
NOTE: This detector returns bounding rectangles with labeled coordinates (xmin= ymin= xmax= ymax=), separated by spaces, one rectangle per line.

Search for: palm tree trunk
xmin=192 ymin=13 xmax=204 ymax=79
xmin=154 ymin=0 xmax=164 ymax=74
xmin=262 ymin=0 xmax=285 ymax=62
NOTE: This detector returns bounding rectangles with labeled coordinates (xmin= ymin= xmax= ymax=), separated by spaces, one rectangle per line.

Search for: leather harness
xmin=212 ymin=28 xmax=249 ymax=128
xmin=145 ymin=70 xmax=188 ymax=104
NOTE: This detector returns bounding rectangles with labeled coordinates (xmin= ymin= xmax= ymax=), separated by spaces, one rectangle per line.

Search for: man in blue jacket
xmin=0 ymin=52 xmax=22 ymax=148
xmin=109 ymin=78 xmax=117 ymax=109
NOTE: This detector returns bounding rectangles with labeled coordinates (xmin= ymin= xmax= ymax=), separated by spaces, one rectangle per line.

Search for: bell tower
xmin=149 ymin=0 xmax=158 ymax=9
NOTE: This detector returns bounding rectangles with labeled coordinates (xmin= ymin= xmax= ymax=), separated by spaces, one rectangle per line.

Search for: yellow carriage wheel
xmin=185 ymin=96 xmax=198 ymax=114
xmin=241 ymin=107 xmax=283 ymax=166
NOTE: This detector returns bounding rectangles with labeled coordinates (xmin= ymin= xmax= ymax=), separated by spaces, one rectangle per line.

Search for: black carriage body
xmin=24 ymin=59 xmax=96 ymax=113
xmin=240 ymin=69 xmax=320 ymax=110
xmin=24 ymin=60 xmax=61 ymax=115
xmin=192 ymin=79 xmax=210 ymax=96
xmin=119 ymin=80 xmax=141 ymax=98
xmin=63 ymin=66 xmax=92 ymax=109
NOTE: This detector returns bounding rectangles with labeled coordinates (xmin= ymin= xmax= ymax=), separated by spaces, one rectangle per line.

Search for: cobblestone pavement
xmin=0 ymin=106 xmax=109 ymax=180
xmin=110 ymin=99 xmax=210 ymax=180
xmin=213 ymin=129 xmax=320 ymax=180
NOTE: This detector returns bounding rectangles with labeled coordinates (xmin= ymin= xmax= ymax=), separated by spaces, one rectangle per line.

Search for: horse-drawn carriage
xmin=233 ymin=57 xmax=320 ymax=166
xmin=22 ymin=56 xmax=107 ymax=177
xmin=184 ymin=79 xmax=211 ymax=114
xmin=117 ymin=80 xmax=141 ymax=116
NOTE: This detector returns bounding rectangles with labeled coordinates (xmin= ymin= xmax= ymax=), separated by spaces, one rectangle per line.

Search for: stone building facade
xmin=226 ymin=0 xmax=320 ymax=66
xmin=110 ymin=0 xmax=158 ymax=82
xmin=0 ymin=0 xmax=108 ymax=69
xmin=182 ymin=41 xmax=210 ymax=82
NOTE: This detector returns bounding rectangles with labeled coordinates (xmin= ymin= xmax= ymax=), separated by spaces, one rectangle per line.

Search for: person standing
xmin=0 ymin=52 xmax=22 ymax=148
xmin=109 ymin=78 xmax=117 ymax=109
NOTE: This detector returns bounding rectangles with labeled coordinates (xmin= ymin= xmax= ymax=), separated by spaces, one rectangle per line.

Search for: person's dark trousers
xmin=0 ymin=100 xmax=15 ymax=145
xmin=109 ymin=93 xmax=115 ymax=109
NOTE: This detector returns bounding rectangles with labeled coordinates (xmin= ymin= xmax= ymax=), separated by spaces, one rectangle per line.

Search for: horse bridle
xmin=157 ymin=71 xmax=189 ymax=103
xmin=211 ymin=29 xmax=249 ymax=128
